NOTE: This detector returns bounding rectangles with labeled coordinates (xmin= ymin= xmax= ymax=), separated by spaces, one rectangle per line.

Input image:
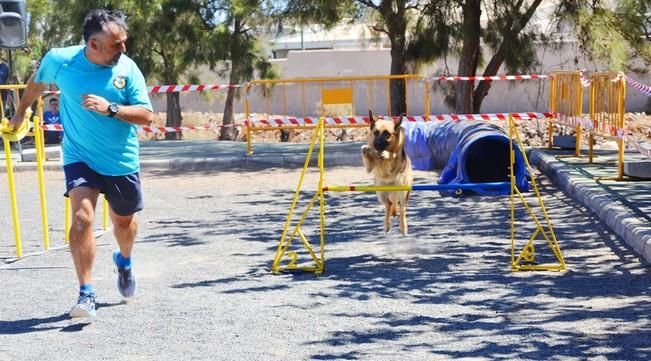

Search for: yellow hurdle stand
xmin=272 ymin=116 xmax=567 ymax=274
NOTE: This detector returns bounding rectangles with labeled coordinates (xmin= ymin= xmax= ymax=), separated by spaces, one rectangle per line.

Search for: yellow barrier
xmin=0 ymin=84 xmax=50 ymax=257
xmin=244 ymin=74 xmax=426 ymax=155
xmin=1 ymin=84 xmax=110 ymax=257
xmin=588 ymin=72 xmax=627 ymax=179
xmin=271 ymin=117 xmax=566 ymax=274
xmin=1 ymin=120 xmax=25 ymax=257
xmin=548 ymin=71 xmax=584 ymax=157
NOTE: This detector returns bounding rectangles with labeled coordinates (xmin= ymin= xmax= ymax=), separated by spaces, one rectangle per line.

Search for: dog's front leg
xmin=383 ymin=199 xmax=392 ymax=233
xmin=361 ymin=145 xmax=376 ymax=173
xmin=398 ymin=195 xmax=408 ymax=236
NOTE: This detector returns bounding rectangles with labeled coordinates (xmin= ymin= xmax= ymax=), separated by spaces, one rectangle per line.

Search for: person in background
xmin=0 ymin=58 xmax=10 ymax=116
xmin=8 ymin=9 xmax=153 ymax=318
xmin=42 ymin=96 xmax=62 ymax=144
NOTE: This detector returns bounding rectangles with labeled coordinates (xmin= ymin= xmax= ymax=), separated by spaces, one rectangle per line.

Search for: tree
xmin=282 ymin=1 xmax=643 ymax=114
xmin=37 ymin=0 xmax=208 ymax=140
xmin=553 ymin=0 xmax=651 ymax=71
xmin=281 ymin=0 xmax=426 ymax=116
xmin=411 ymin=1 xmax=545 ymax=113
xmin=197 ymin=0 xmax=276 ymax=141
xmin=411 ymin=0 xmax=650 ymax=113
xmin=462 ymin=0 xmax=545 ymax=113
xmin=281 ymin=1 xmax=544 ymax=114
xmin=124 ymin=1 xmax=208 ymax=140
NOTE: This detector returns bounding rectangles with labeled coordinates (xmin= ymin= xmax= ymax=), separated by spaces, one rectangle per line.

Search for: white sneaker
xmin=69 ymin=292 xmax=96 ymax=318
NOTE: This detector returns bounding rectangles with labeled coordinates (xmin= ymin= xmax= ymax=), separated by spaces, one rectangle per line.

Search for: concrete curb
xmin=0 ymin=161 xmax=63 ymax=173
xmin=528 ymin=149 xmax=651 ymax=263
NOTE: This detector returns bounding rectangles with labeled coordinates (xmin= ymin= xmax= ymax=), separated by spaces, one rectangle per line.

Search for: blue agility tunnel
xmin=402 ymin=120 xmax=529 ymax=196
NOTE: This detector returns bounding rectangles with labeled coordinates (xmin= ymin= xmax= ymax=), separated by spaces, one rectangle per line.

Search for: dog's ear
xmin=395 ymin=113 xmax=406 ymax=130
xmin=368 ymin=109 xmax=375 ymax=130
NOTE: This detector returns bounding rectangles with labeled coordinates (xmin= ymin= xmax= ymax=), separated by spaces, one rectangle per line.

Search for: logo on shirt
xmin=113 ymin=76 xmax=127 ymax=89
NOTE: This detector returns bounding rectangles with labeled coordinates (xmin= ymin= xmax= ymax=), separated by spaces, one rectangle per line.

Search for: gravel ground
xmin=1 ymin=167 xmax=650 ymax=360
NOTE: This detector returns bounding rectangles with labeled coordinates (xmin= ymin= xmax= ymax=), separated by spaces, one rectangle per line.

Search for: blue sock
xmin=115 ymin=252 xmax=132 ymax=269
xmin=79 ymin=284 xmax=95 ymax=296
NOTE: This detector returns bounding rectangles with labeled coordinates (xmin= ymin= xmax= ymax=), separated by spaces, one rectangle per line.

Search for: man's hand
xmin=81 ymin=94 xmax=110 ymax=115
xmin=7 ymin=112 xmax=26 ymax=132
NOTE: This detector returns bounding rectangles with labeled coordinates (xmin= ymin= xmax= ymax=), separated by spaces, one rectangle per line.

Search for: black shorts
xmin=64 ymin=162 xmax=144 ymax=216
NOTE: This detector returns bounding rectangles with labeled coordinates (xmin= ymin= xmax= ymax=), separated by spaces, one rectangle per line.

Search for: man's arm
xmin=8 ymin=74 xmax=46 ymax=129
xmin=110 ymin=104 xmax=154 ymax=126
xmin=81 ymin=93 xmax=153 ymax=126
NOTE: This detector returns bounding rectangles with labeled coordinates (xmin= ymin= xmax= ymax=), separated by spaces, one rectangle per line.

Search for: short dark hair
xmin=49 ymin=97 xmax=58 ymax=104
xmin=82 ymin=9 xmax=128 ymax=42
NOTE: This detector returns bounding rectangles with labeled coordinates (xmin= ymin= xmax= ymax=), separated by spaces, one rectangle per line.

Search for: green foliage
xmin=198 ymin=0 xmax=277 ymax=83
xmin=482 ymin=1 xmax=541 ymax=74
xmin=277 ymin=0 xmax=357 ymax=29
xmin=405 ymin=1 xmax=461 ymax=71
xmin=20 ymin=0 xmax=207 ymax=85
xmin=554 ymin=0 xmax=651 ymax=71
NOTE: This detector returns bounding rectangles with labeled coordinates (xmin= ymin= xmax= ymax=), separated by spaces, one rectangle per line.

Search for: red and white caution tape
xmin=147 ymin=84 xmax=244 ymax=93
xmin=249 ymin=113 xmax=554 ymax=127
xmin=40 ymin=123 xmax=241 ymax=133
xmin=553 ymin=113 xmax=595 ymax=130
xmin=39 ymin=72 xmax=651 ymax=96
xmin=578 ymin=69 xmax=591 ymax=87
xmin=42 ymin=84 xmax=245 ymax=96
xmin=431 ymin=74 xmax=547 ymax=81
xmin=626 ymin=76 xmax=651 ymax=96
xmin=40 ymin=124 xmax=64 ymax=131
xmin=427 ymin=112 xmax=553 ymax=121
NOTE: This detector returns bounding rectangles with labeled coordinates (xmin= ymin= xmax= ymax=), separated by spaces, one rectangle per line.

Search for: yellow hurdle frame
xmin=272 ymin=116 xmax=566 ymax=274
xmin=2 ymin=85 xmax=110 ymax=257
xmin=548 ymin=71 xmax=584 ymax=157
xmin=1 ymin=84 xmax=49 ymax=258
xmin=588 ymin=72 xmax=627 ymax=180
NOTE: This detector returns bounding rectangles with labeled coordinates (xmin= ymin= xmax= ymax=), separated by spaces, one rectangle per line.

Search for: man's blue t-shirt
xmin=34 ymin=45 xmax=152 ymax=175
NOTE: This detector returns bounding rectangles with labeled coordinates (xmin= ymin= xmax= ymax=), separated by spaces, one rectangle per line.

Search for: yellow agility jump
xmin=272 ymin=116 xmax=566 ymax=274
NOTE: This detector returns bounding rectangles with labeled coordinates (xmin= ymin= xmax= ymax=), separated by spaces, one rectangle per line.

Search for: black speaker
xmin=0 ymin=0 xmax=28 ymax=49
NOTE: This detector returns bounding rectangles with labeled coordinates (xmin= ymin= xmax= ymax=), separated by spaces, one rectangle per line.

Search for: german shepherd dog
xmin=361 ymin=110 xmax=413 ymax=235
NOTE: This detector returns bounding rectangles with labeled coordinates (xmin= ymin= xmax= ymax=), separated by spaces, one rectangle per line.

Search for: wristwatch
xmin=107 ymin=103 xmax=120 ymax=118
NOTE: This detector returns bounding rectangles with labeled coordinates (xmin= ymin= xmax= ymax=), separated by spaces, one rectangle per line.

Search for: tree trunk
xmin=472 ymin=0 xmax=544 ymax=113
xmin=221 ymin=18 xmax=241 ymax=141
xmin=472 ymin=51 xmax=505 ymax=113
xmin=456 ymin=0 xmax=482 ymax=114
xmin=389 ymin=49 xmax=407 ymax=116
xmin=384 ymin=1 xmax=408 ymax=116
xmin=165 ymin=92 xmax=182 ymax=140
xmin=219 ymin=86 xmax=238 ymax=140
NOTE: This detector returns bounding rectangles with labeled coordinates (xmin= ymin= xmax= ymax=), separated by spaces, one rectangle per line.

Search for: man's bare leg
xmin=111 ymin=208 xmax=138 ymax=298
xmin=110 ymin=209 xmax=137 ymax=258
xmin=68 ymin=186 xmax=100 ymax=318
xmin=68 ymin=187 xmax=100 ymax=286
